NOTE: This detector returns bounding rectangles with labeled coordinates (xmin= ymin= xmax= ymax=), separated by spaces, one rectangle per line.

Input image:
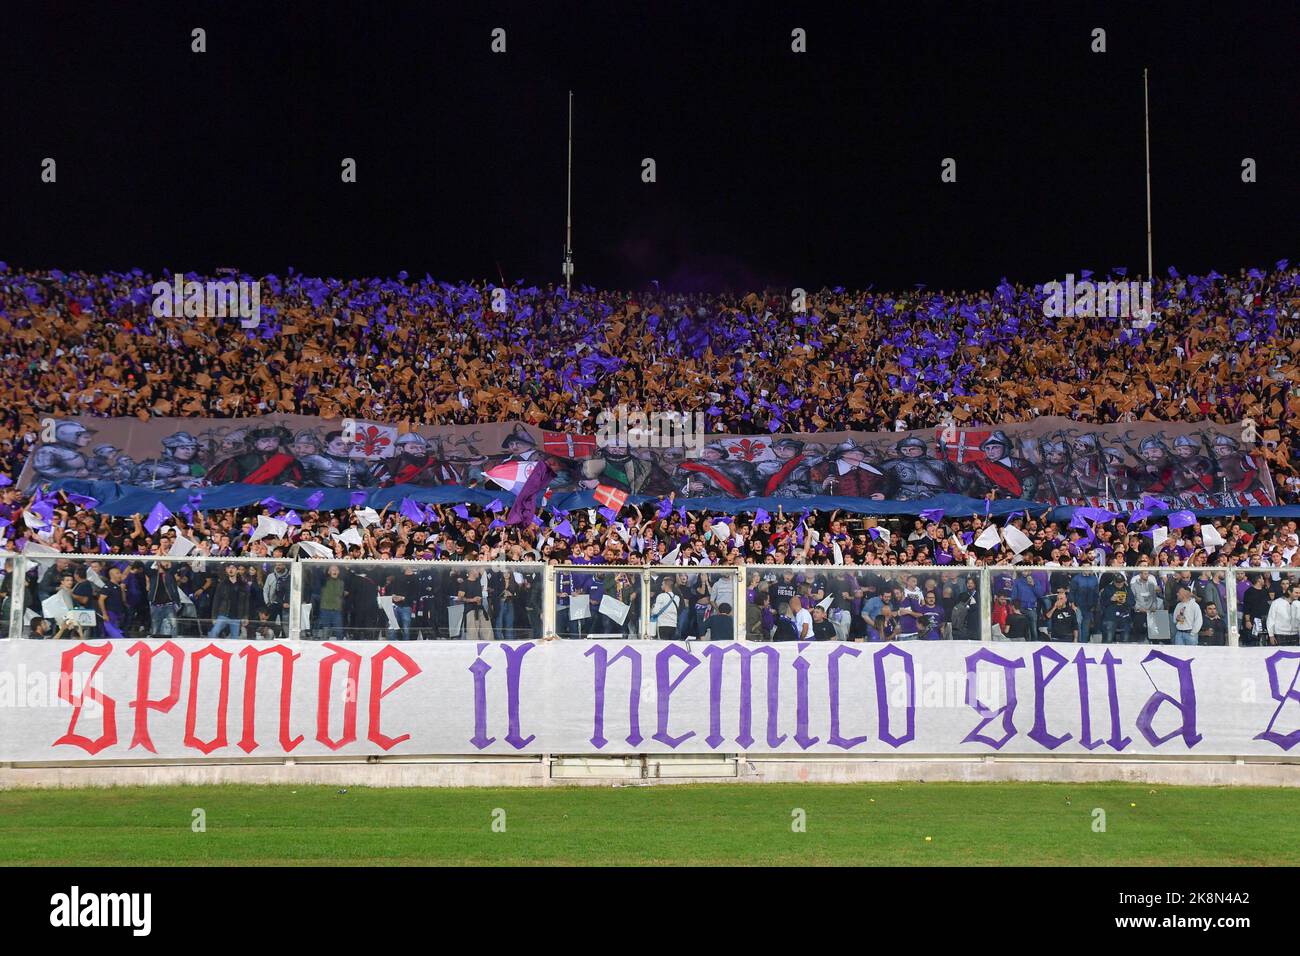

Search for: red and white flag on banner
xmin=486 ymin=460 xmax=539 ymax=493
xmin=936 ymin=428 xmax=990 ymax=463
xmin=542 ymin=431 xmax=598 ymax=458
xmin=593 ymin=484 xmax=628 ymax=513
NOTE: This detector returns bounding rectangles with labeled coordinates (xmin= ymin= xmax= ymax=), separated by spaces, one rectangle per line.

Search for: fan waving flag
xmin=505 ymin=459 xmax=556 ymax=527
xmin=487 ymin=460 xmax=540 ymax=494
xmin=593 ymin=484 xmax=628 ymax=514
xmin=542 ymin=431 xmax=597 ymax=458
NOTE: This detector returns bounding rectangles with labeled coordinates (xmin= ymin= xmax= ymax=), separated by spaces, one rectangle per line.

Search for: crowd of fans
xmin=1 ymin=261 xmax=1299 ymax=643
xmin=3 ymin=489 xmax=1299 ymax=644
xmin=1 ymin=262 xmax=1298 ymax=493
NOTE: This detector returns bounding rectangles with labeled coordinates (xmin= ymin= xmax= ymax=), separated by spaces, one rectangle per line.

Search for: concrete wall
xmin=2 ymin=754 xmax=1297 ymax=790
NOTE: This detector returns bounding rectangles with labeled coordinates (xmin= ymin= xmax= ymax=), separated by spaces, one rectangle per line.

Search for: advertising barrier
xmin=2 ymin=638 xmax=1298 ymax=762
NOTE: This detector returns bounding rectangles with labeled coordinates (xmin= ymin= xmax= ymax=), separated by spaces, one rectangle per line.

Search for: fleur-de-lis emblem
xmin=359 ymin=425 xmax=392 ymax=457
xmin=725 ymin=438 xmax=768 ymax=461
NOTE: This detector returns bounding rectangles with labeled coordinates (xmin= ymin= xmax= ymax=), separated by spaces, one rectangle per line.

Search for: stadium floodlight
xmin=562 ymin=90 xmax=575 ymax=294
xmin=1143 ymin=68 xmax=1153 ymax=282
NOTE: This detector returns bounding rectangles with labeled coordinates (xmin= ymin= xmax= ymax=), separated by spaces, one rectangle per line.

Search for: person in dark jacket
xmin=146 ymin=560 xmax=182 ymax=637
xmin=346 ymin=567 xmax=384 ymax=640
xmin=1098 ymin=573 xmax=1135 ymax=644
xmin=209 ymin=564 xmax=254 ymax=639
xmin=1240 ymin=575 xmax=1273 ymax=647
xmin=1199 ymin=603 xmax=1228 ymax=646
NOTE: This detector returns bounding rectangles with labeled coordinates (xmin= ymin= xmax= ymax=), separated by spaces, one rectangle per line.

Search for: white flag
xmin=1200 ymin=524 xmax=1226 ymax=550
xmin=251 ymin=515 xmax=288 ymax=542
xmin=332 ymin=527 xmax=363 ymax=548
xmin=1004 ymin=524 xmax=1033 ymax=555
xmin=662 ymin=545 xmax=681 ymax=565
xmin=298 ymin=540 xmax=334 ymax=559
xmin=1151 ymin=526 xmax=1169 ymax=550
xmin=354 ymin=507 xmax=381 ymax=527
xmin=168 ymin=533 xmax=197 ymax=558
xmin=598 ymin=594 xmax=631 ymax=625
xmin=974 ymin=524 xmax=1002 ymax=550
xmin=832 ymin=541 xmax=844 ymax=565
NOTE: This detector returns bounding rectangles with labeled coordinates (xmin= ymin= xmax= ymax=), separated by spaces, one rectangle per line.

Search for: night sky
xmin=2 ymin=0 xmax=1296 ymax=291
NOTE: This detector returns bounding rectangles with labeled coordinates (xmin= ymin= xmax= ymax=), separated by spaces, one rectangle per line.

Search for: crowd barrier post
xmin=639 ymin=569 xmax=652 ymax=637
xmin=734 ymin=562 xmax=748 ymax=641
xmin=979 ymin=566 xmax=992 ymax=642
xmin=1225 ymin=566 xmax=1239 ymax=647
xmin=288 ymin=561 xmax=304 ymax=642
xmin=5 ymin=555 xmax=26 ymax=638
xmin=542 ymin=563 xmax=556 ymax=639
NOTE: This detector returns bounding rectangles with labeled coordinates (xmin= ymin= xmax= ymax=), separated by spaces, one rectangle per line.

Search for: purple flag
xmin=0 ymin=474 xmax=11 ymax=487
xmin=453 ymin=504 xmax=470 ymax=520
xmin=283 ymin=510 xmax=302 ymax=526
xmin=350 ymin=491 xmax=367 ymax=507
xmin=144 ymin=501 xmax=171 ymax=534
xmin=598 ymin=506 xmax=618 ymax=522
xmin=487 ymin=499 xmax=504 ymax=513
xmin=555 ymin=519 xmax=575 ymax=539
xmin=399 ymin=498 xmax=426 ymax=524
xmin=305 ymin=491 xmax=325 ymax=510
xmin=66 ymin=493 xmax=99 ymax=509
xmin=656 ymin=498 xmax=673 ymax=519
xmin=754 ymin=508 xmax=771 ymax=524
xmin=1075 ymin=506 xmax=1119 ymax=524
xmin=1167 ymin=510 xmax=1197 ymax=529
xmin=505 ymin=459 xmax=556 ymax=527
xmin=919 ymin=508 xmax=945 ymax=523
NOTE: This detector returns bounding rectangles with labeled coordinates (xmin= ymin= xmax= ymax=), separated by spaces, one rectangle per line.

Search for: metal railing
xmin=5 ymin=553 xmax=1297 ymax=648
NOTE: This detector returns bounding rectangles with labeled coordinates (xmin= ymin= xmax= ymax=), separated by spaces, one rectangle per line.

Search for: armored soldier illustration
xmin=1130 ymin=435 xmax=1176 ymax=494
xmin=1101 ymin=447 xmax=1143 ymax=500
xmin=300 ymin=430 xmax=377 ymax=487
xmin=88 ymin=443 xmax=137 ymax=483
xmin=291 ymin=430 xmax=322 ymax=461
xmin=207 ymin=425 xmax=305 ymax=485
xmin=675 ymin=442 xmax=759 ymax=498
xmin=811 ymin=441 xmax=887 ymax=498
xmin=132 ymin=432 xmax=208 ymax=490
xmin=1210 ymin=433 xmax=1266 ymax=499
xmin=957 ymin=431 xmax=1039 ymax=499
xmin=379 ymin=433 xmax=459 ymax=486
xmin=31 ymin=421 xmax=95 ymax=481
xmin=1068 ymin=432 xmax=1107 ymax=496
xmin=1038 ymin=439 xmax=1080 ymax=500
xmin=1165 ymin=434 xmax=1216 ymax=494
xmin=580 ymin=444 xmax=674 ymax=495
xmin=879 ymin=436 xmax=957 ymax=500
xmin=757 ymin=438 xmax=820 ymax=498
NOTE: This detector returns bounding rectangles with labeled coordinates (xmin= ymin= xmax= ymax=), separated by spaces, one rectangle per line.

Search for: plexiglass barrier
xmin=1 ymin=555 xmax=1283 ymax=648
xmin=745 ymin=566 xmax=986 ymax=642
xmin=297 ymin=560 xmax=546 ymax=642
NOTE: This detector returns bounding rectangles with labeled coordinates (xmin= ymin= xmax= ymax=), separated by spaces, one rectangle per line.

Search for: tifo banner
xmin=21 ymin=414 xmax=1275 ymax=508
xmin=2 ymin=639 xmax=1298 ymax=761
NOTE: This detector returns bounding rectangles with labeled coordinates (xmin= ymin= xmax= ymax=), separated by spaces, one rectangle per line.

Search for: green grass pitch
xmin=1 ymin=782 xmax=1296 ymax=866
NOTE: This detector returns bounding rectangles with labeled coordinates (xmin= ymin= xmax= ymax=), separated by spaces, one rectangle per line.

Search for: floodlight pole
xmin=562 ymin=91 xmax=575 ymax=295
xmin=1144 ymin=69 xmax=1153 ymax=282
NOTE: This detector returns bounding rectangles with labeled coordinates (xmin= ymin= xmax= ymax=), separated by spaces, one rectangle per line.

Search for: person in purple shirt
xmin=919 ymin=591 xmax=945 ymax=640
xmin=896 ymin=595 xmax=923 ymax=640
